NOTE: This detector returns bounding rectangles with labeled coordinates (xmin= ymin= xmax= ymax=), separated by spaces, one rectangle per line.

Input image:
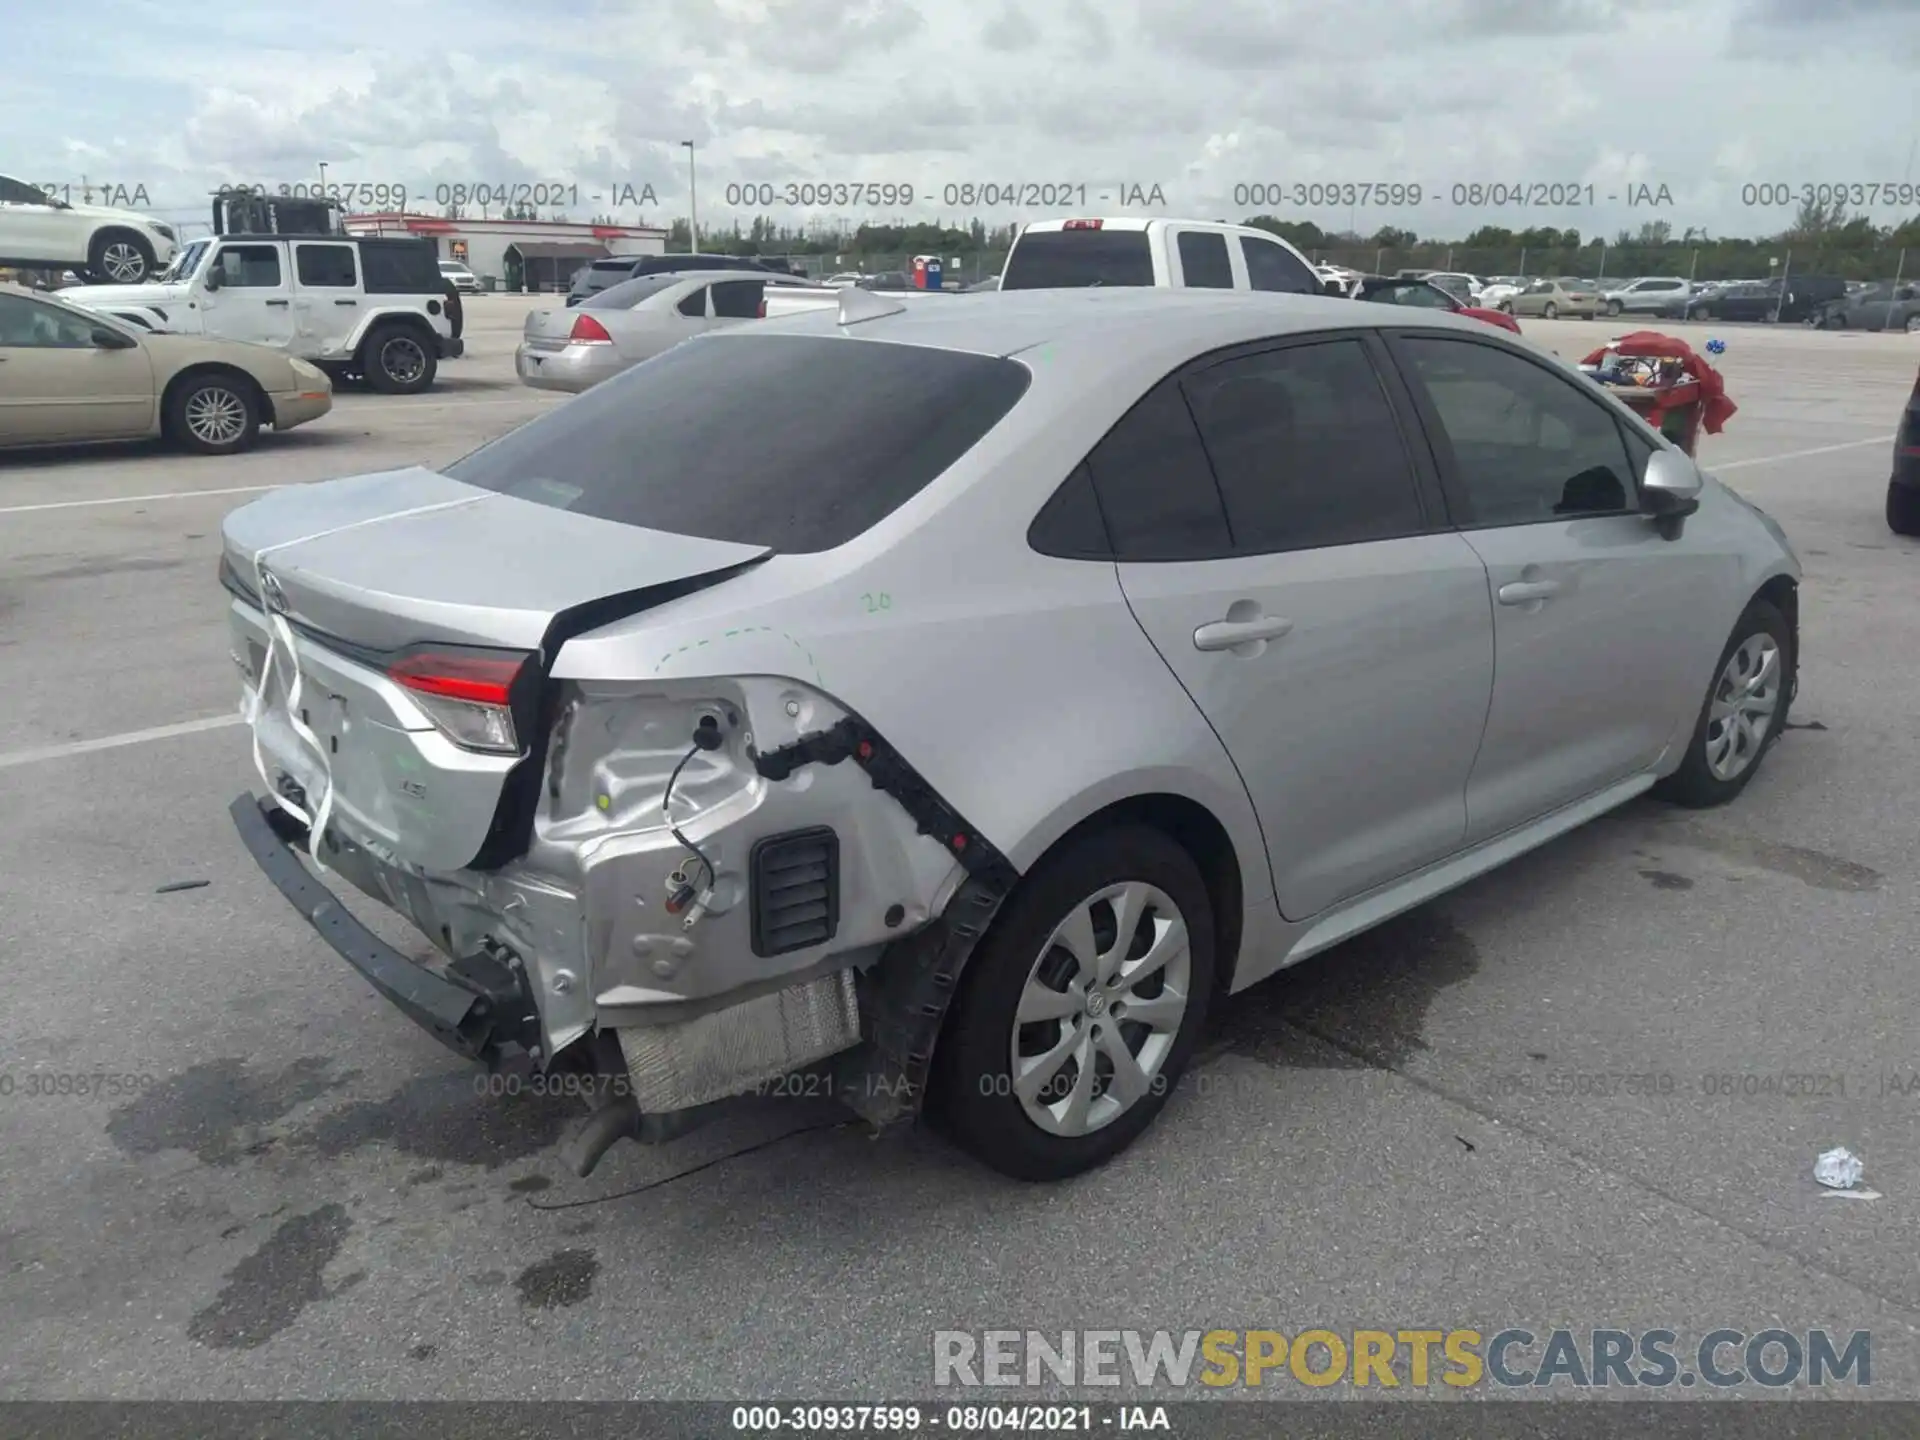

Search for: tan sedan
xmin=0 ymin=283 xmax=332 ymax=455
xmin=1508 ymin=276 xmax=1601 ymax=320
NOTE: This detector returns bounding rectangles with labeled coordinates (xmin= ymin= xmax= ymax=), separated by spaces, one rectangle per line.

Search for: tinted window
xmin=1028 ymin=463 xmax=1113 ymax=559
xmin=0 ymin=177 xmax=50 ymax=204
xmin=1081 ymin=379 xmax=1231 ymax=560
xmin=711 ymin=280 xmax=764 ymax=319
xmin=361 ymin=240 xmax=440 ymax=293
xmin=295 ymin=243 xmax=357 ymax=287
xmin=677 ymin=287 xmax=709 ymax=317
xmin=1400 ymin=337 xmax=1636 ymax=527
xmin=0 ymin=293 xmax=104 ymax=347
xmin=1183 ymin=339 xmax=1424 ymax=553
xmin=444 ymin=334 xmax=1031 ymax=553
xmin=215 ymin=244 xmax=282 ymax=287
xmin=1001 ymin=229 xmax=1154 ymax=289
xmin=1177 ymin=231 xmax=1233 ymax=289
xmin=582 ymin=274 xmax=681 ymax=310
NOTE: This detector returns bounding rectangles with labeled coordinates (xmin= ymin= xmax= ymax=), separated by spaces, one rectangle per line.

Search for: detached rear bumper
xmin=439 ymin=336 xmax=464 ymax=358
xmin=228 ymin=793 xmax=537 ymax=1068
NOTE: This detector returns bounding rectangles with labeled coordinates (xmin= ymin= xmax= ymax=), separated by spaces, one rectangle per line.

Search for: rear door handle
xmin=1193 ymin=615 xmax=1294 ymax=651
xmin=1497 ymin=579 xmax=1562 ymax=605
xmin=265 ymin=299 xmax=290 ymax=307
xmin=334 ymin=299 xmax=357 ymax=306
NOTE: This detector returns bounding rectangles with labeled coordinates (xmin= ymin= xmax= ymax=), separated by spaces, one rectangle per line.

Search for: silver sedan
xmin=515 ymin=270 xmax=812 ymax=392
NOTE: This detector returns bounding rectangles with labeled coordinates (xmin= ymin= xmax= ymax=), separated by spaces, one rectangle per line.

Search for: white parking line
xmin=0 ymin=714 xmax=243 ymax=772
xmin=0 ymin=484 xmax=285 ymax=515
xmin=1713 ymin=435 xmax=1893 ymax=470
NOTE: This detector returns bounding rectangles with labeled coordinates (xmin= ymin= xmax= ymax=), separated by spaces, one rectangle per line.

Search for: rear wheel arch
xmin=1003 ymin=791 xmax=1246 ymax=998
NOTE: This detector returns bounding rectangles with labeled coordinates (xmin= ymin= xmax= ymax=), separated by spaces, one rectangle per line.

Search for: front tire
xmin=1655 ymin=599 xmax=1794 ymax=808
xmin=1689 ymin=306 xmax=1709 ymax=320
xmin=1543 ymin=301 xmax=1559 ymax=319
xmin=1606 ymin=300 xmax=1623 ymax=317
xmin=166 ymin=373 xmax=260 ymax=455
xmin=87 ymin=230 xmax=155 ymax=285
xmin=931 ymin=825 xmax=1216 ymax=1181
xmin=1889 ymin=480 xmax=1920 ymax=537
xmin=362 ymin=323 xmax=438 ymax=394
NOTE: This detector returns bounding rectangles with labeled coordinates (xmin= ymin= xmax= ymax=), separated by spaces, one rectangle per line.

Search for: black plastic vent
xmin=750 ymin=827 xmax=840 ymax=957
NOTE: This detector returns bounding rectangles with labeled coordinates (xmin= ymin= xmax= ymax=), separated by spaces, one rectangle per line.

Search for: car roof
xmin=745 ymin=286 xmax=1493 ymax=363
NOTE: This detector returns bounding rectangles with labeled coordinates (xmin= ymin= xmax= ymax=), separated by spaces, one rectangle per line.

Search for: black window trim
xmin=1379 ymin=326 xmax=1652 ymax=533
xmin=1027 ymin=325 xmax=1450 ymax=563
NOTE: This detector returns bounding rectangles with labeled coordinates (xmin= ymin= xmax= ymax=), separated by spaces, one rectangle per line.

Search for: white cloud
xmin=6 ymin=0 xmax=1917 ymax=242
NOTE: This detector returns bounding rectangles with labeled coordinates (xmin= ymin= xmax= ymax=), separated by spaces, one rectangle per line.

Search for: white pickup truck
xmin=764 ymin=217 xmax=1323 ymax=318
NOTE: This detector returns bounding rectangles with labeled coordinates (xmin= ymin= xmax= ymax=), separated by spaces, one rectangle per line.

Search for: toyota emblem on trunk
xmin=258 ymin=567 xmax=287 ymax=613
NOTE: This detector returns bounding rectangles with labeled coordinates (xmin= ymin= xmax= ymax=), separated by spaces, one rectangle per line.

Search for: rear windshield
xmin=444 ymin=334 xmax=1033 ymax=553
xmin=1001 ymin=229 xmax=1154 ymax=290
xmin=583 ymin=274 xmax=682 ymax=309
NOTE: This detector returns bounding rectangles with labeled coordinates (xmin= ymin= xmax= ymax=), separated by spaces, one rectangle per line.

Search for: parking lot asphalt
xmin=3 ymin=301 xmax=1919 ymax=1401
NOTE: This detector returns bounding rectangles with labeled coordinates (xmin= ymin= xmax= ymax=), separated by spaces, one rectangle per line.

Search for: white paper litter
xmin=1814 ymin=1147 xmax=1864 ymax=1190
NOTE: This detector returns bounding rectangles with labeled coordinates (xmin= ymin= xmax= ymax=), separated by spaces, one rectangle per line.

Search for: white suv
xmin=63 ymin=233 xmax=463 ymax=394
xmin=0 ymin=175 xmax=179 ymax=284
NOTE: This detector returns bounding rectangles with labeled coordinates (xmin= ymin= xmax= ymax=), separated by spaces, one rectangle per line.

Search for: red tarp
xmin=1579 ymin=331 xmax=1738 ymax=436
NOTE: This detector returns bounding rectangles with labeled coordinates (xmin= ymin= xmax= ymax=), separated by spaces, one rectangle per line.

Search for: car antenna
xmin=837 ymin=286 xmax=906 ymax=326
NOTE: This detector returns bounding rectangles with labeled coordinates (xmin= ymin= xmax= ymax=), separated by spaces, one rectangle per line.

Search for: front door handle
xmin=265 ymin=298 xmax=290 ymax=307
xmin=1193 ymin=615 xmax=1294 ymax=651
xmin=1497 ymin=579 xmax=1561 ymax=605
xmin=334 ymin=299 xmax=357 ymax=306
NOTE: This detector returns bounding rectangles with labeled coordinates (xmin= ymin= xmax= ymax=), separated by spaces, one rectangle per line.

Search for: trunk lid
xmin=522 ymin=307 xmax=588 ymax=352
xmin=223 ymin=466 xmax=770 ymax=872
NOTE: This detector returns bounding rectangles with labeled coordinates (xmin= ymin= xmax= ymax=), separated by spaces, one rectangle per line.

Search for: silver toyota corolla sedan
xmin=222 ymin=286 xmax=1800 ymax=1183
xmin=515 ymin=269 xmax=811 ymax=392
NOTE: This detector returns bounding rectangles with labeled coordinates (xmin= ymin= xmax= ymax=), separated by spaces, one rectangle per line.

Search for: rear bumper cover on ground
xmin=228 ymin=793 xmax=536 ymax=1066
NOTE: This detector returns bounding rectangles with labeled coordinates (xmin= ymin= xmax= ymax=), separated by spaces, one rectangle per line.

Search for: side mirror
xmin=1640 ymin=447 xmax=1702 ymax=532
xmin=91 ymin=326 xmax=136 ymax=350
xmin=203 ymin=265 xmax=223 ymax=292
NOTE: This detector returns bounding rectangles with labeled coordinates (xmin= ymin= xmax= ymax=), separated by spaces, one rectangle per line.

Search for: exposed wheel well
xmin=1753 ymin=573 xmax=1799 ymax=679
xmin=161 ymin=365 xmax=269 ymax=433
xmin=357 ymin=314 xmax=435 ymax=358
xmin=1036 ymin=794 xmax=1246 ymax=995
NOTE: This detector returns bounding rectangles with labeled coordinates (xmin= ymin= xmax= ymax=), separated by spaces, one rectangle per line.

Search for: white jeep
xmin=62 ymin=233 xmax=463 ymax=394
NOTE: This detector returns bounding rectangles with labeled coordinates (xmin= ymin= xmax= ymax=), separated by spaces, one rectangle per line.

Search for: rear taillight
xmin=757 ymin=297 xmax=767 ymax=318
xmin=1062 ymin=218 xmax=1104 ymax=230
xmin=568 ymin=312 xmax=613 ymax=345
xmin=388 ymin=648 xmax=531 ymax=755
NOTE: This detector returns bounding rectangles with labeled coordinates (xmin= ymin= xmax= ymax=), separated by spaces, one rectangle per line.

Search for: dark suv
xmin=566 ymin=253 xmax=800 ymax=306
xmin=1688 ymin=275 xmax=1846 ymax=323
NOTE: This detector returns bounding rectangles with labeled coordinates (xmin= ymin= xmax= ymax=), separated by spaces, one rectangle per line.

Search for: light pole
xmin=681 ymin=141 xmax=697 ymax=253
xmin=318 ymin=161 xmax=328 ymax=195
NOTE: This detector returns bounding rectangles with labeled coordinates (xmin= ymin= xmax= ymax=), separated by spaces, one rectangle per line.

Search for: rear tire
xmin=166 ymin=372 xmax=260 ymax=455
xmin=1905 ymin=314 xmax=1920 ymax=334
xmin=1654 ymin=599 xmax=1794 ymax=808
xmin=1889 ymin=480 xmax=1920 ymax=537
xmin=87 ymin=229 xmax=154 ymax=285
xmin=930 ymin=825 xmax=1216 ymax=1182
xmin=1689 ymin=305 xmax=1709 ymax=320
xmin=362 ymin=323 xmax=437 ymax=395
xmin=1543 ymin=301 xmax=1558 ymax=319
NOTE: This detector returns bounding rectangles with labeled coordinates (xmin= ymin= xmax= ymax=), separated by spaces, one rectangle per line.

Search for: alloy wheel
xmin=1704 ymin=633 xmax=1782 ymax=782
xmin=1009 ymin=880 xmax=1191 ymax=1138
xmin=101 ymin=242 xmax=146 ymax=282
xmin=381 ymin=336 xmax=428 ymax=385
xmin=184 ymin=386 xmax=248 ymax=447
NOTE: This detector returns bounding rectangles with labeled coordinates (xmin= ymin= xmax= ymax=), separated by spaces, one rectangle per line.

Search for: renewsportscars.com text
xmin=933 ymin=1328 xmax=1870 ymax=1390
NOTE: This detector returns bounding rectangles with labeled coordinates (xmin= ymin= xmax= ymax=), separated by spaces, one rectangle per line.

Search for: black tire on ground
xmin=1543 ymin=302 xmax=1558 ymax=319
xmin=930 ymin=824 xmax=1216 ymax=1182
xmin=1889 ymin=480 xmax=1920 ymax=537
xmin=1689 ymin=306 xmax=1709 ymax=320
xmin=86 ymin=229 xmax=155 ymax=285
xmin=165 ymin=371 xmax=260 ymax=456
xmin=1906 ymin=314 xmax=1920 ymax=334
xmin=1606 ymin=300 xmax=1623 ymax=316
xmin=1654 ymin=598 xmax=1795 ymax=809
xmin=362 ymin=323 xmax=438 ymax=395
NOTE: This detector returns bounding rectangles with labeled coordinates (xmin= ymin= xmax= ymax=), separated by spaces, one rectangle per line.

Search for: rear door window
xmin=444 ymin=334 xmax=1032 ymax=553
xmin=1241 ymin=236 xmax=1318 ymax=294
xmin=677 ymin=286 xmax=711 ymax=317
xmin=710 ymin=280 xmax=764 ymax=319
xmin=295 ymin=243 xmax=357 ymax=288
xmin=1000 ymin=229 xmax=1154 ymax=289
xmin=1182 ymin=339 xmax=1426 ymax=553
xmin=1176 ymin=231 xmax=1234 ymax=289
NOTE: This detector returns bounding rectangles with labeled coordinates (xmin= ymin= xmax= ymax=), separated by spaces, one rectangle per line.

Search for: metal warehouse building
xmin=342 ymin=212 xmax=669 ymax=291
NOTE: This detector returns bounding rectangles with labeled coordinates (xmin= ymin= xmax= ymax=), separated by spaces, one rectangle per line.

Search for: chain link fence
xmin=1304 ymin=242 xmax=1915 ymax=285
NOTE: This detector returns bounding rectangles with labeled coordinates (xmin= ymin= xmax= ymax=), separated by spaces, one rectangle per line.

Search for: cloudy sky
xmin=7 ymin=0 xmax=1919 ymax=245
